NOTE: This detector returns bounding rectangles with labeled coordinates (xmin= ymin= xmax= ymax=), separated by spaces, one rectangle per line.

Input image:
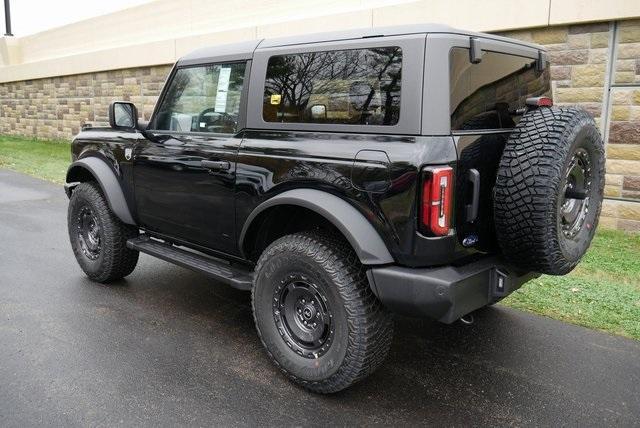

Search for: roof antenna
xmin=3 ymin=0 xmax=13 ymax=36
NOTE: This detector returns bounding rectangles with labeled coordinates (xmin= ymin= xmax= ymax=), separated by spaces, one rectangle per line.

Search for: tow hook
xmin=459 ymin=313 xmax=475 ymax=325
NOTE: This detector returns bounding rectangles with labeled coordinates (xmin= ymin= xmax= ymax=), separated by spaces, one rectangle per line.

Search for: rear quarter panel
xmin=236 ymin=131 xmax=459 ymax=266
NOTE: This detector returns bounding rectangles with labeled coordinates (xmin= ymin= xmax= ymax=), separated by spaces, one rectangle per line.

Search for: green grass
xmin=502 ymin=229 xmax=640 ymax=340
xmin=1 ymin=134 xmax=639 ymax=340
xmin=0 ymin=135 xmax=71 ymax=184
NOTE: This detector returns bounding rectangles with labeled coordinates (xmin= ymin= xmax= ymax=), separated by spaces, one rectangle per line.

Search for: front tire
xmin=67 ymin=181 xmax=139 ymax=283
xmin=252 ymin=231 xmax=393 ymax=393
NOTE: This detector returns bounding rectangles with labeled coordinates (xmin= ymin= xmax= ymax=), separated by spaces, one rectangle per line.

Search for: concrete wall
xmin=1 ymin=0 xmax=640 ymax=83
xmin=0 ymin=0 xmax=639 ymax=231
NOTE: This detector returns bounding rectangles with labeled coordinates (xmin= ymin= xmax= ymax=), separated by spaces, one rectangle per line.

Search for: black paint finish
xmin=66 ymin=30 xmax=546 ymax=269
xmin=70 ymin=125 xmax=475 ymax=267
xmin=132 ymin=131 xmax=240 ymax=254
xmin=236 ymin=130 xmax=468 ymax=266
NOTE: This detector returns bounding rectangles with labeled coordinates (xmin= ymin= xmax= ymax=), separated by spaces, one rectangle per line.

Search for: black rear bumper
xmin=367 ymin=256 xmax=538 ymax=324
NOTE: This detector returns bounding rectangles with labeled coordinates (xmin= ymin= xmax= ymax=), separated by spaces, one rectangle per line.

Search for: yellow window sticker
xmin=270 ymin=94 xmax=282 ymax=105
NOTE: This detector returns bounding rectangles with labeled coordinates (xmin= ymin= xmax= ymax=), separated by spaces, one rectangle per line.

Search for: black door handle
xmin=465 ymin=168 xmax=480 ymax=222
xmin=201 ymin=160 xmax=231 ymax=171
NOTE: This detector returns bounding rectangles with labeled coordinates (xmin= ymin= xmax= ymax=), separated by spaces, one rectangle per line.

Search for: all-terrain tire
xmin=68 ymin=181 xmax=139 ymax=283
xmin=494 ymin=107 xmax=605 ymax=275
xmin=252 ymin=231 xmax=394 ymax=394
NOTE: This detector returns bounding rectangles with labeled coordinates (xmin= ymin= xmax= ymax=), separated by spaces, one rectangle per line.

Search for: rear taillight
xmin=526 ymin=96 xmax=553 ymax=107
xmin=421 ymin=166 xmax=454 ymax=236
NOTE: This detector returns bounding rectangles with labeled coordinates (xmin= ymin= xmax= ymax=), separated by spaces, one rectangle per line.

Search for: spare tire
xmin=493 ymin=107 xmax=605 ymax=275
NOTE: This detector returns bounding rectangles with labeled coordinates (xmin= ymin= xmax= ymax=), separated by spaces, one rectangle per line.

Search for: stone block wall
xmin=0 ymin=65 xmax=171 ymax=139
xmin=499 ymin=22 xmax=611 ymax=128
xmin=500 ymin=20 xmax=640 ymax=231
xmin=606 ymin=19 xmax=640 ymax=223
xmin=0 ymin=19 xmax=639 ymax=230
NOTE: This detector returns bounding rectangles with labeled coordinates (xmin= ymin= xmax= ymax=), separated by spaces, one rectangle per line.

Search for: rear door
xmin=133 ymin=61 xmax=249 ymax=254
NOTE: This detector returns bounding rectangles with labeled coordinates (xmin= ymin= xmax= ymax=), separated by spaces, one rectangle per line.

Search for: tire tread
xmin=68 ymin=181 xmax=139 ymax=282
xmin=493 ymin=107 xmax=604 ymax=274
xmin=252 ymin=231 xmax=393 ymax=394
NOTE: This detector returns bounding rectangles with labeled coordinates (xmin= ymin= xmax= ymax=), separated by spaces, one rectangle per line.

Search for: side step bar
xmin=127 ymin=236 xmax=254 ymax=290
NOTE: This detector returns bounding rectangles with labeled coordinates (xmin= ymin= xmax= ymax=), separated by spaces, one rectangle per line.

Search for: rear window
xmin=263 ymin=47 xmax=402 ymax=126
xmin=449 ymin=47 xmax=550 ymax=131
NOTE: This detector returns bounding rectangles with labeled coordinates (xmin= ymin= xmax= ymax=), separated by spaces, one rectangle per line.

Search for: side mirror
xmin=109 ymin=101 xmax=138 ymax=130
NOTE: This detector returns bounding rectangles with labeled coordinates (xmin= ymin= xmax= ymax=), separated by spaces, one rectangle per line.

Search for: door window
xmin=262 ymin=47 xmax=402 ymax=126
xmin=154 ymin=62 xmax=246 ymax=134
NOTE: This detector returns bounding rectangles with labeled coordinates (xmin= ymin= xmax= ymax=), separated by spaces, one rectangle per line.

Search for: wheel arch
xmin=239 ymin=189 xmax=394 ymax=265
xmin=66 ymin=157 xmax=136 ymax=225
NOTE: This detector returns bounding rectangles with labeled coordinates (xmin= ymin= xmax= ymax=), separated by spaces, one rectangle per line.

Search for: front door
xmin=133 ymin=61 xmax=247 ymax=255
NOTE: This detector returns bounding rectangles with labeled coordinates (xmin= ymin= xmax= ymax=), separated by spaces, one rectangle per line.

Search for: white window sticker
xmin=214 ymin=67 xmax=232 ymax=113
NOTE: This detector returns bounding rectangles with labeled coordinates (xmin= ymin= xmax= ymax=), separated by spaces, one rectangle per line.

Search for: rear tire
xmin=252 ymin=231 xmax=393 ymax=394
xmin=68 ymin=182 xmax=139 ymax=283
xmin=494 ymin=108 xmax=605 ymax=275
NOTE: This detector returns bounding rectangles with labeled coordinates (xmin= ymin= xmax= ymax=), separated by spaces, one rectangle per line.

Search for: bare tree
xmin=264 ymin=47 xmax=402 ymax=124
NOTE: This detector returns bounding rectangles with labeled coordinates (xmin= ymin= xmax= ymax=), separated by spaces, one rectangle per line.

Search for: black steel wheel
xmin=252 ymin=231 xmax=393 ymax=394
xmin=76 ymin=205 xmax=102 ymax=260
xmin=560 ymin=148 xmax=592 ymax=239
xmin=68 ymin=181 xmax=139 ymax=283
xmin=273 ymin=275 xmax=334 ymax=359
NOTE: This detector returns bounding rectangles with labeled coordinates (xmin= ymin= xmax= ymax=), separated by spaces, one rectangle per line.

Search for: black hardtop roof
xmin=177 ymin=23 xmax=544 ymax=66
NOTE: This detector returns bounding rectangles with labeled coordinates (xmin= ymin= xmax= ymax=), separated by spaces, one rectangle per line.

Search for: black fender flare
xmin=66 ymin=157 xmax=136 ymax=225
xmin=239 ymin=189 xmax=394 ymax=265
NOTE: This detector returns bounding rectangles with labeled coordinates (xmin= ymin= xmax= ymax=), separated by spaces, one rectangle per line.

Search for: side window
xmin=449 ymin=47 xmax=550 ymax=131
xmin=263 ymin=47 xmax=402 ymax=126
xmin=154 ymin=62 xmax=246 ymax=133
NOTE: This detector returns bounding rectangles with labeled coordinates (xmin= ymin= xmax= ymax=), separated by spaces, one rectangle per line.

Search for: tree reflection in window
xmin=263 ymin=47 xmax=402 ymax=126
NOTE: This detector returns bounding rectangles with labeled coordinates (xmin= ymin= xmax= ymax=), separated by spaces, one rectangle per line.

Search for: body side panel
xmin=132 ymin=132 xmax=241 ymax=254
xmin=67 ymin=129 xmax=145 ymax=225
xmin=236 ymin=130 xmax=465 ymax=266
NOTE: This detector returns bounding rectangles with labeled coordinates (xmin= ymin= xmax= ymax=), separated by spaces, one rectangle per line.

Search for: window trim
xmin=148 ymin=60 xmax=251 ymax=136
xmin=146 ymin=129 xmax=245 ymax=139
xmin=246 ymin=35 xmax=425 ymax=135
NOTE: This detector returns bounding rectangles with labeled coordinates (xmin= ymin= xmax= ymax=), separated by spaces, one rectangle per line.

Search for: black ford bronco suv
xmin=65 ymin=24 xmax=605 ymax=393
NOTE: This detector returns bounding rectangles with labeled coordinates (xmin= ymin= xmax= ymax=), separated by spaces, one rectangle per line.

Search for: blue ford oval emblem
xmin=462 ymin=234 xmax=479 ymax=247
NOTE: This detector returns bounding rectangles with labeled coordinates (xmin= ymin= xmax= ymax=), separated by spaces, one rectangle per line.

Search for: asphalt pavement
xmin=1 ymin=168 xmax=639 ymax=427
